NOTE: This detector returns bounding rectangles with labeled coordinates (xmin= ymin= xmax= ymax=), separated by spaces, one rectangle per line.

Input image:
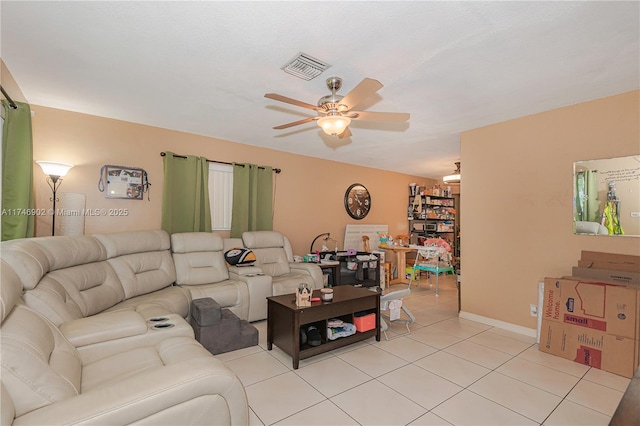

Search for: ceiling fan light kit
xmin=443 ymin=162 xmax=461 ymax=184
xmin=265 ymin=76 xmax=409 ymax=139
xmin=317 ymin=115 xmax=351 ymax=136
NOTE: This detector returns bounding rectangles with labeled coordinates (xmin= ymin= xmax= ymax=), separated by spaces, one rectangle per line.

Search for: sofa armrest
xmin=229 ymin=272 xmax=272 ymax=322
xmin=60 ymin=310 xmax=148 ymax=347
xmin=289 ymin=262 xmax=324 ymax=289
xmin=228 ymin=265 xmax=264 ymax=276
xmin=13 ymin=357 xmax=249 ymax=425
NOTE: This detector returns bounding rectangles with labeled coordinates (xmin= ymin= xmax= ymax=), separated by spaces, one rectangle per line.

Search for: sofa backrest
xmin=171 ymin=232 xmax=230 ymax=285
xmin=1 ymin=261 xmax=82 ymax=418
xmin=223 ymin=237 xmax=244 ymax=253
xmin=93 ymin=230 xmax=176 ymax=299
xmin=242 ymin=231 xmax=291 ymax=277
xmin=1 ymin=260 xmax=22 ymax=323
xmin=1 ymin=230 xmax=178 ymax=325
xmin=3 ymin=236 xmax=125 ymax=325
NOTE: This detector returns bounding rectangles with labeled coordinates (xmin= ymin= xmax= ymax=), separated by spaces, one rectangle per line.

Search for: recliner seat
xmin=241 ymin=231 xmax=323 ymax=295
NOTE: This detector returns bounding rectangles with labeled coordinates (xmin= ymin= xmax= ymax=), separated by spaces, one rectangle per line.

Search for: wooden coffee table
xmin=267 ymin=286 xmax=380 ymax=369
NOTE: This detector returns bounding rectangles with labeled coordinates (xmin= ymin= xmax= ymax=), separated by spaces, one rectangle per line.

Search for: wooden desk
xmin=381 ymin=245 xmax=414 ymax=285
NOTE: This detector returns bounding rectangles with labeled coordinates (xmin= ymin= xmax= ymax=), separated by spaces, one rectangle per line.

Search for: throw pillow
xmin=224 ymin=248 xmax=256 ymax=266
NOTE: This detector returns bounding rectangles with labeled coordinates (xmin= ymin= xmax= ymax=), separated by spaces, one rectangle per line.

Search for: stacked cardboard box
xmin=539 ymin=251 xmax=640 ymax=378
xmin=572 ymin=251 xmax=640 ymax=288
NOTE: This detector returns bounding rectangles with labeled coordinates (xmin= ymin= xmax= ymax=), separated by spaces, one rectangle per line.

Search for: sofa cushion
xmin=94 ymin=230 xmax=177 ymax=299
xmin=106 ymin=286 xmax=191 ymax=319
xmin=81 ymin=336 xmax=212 ymax=392
xmin=0 ymin=261 xmax=22 ymax=323
xmin=171 ymin=233 xmax=230 ymax=285
xmin=1 ymin=304 xmax=82 ymax=417
xmin=106 ymin=251 xmax=177 ymax=299
xmin=242 ymin=230 xmax=285 ymax=249
xmin=0 ymin=239 xmax=50 ymax=291
xmin=23 ymin=261 xmax=125 ymax=325
xmin=94 ymin=229 xmax=171 ymax=257
xmin=242 ymin=231 xmax=291 ymax=277
xmin=171 ymin=232 xmax=223 ymax=253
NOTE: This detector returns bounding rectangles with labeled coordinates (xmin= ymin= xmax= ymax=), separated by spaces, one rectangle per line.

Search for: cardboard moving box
xmin=539 ymin=319 xmax=638 ymax=378
xmin=542 ymin=277 xmax=638 ymax=340
xmin=573 ymin=251 xmax=640 ymax=288
xmin=578 ymin=251 xmax=640 ymax=273
xmin=572 ymin=266 xmax=640 ymax=288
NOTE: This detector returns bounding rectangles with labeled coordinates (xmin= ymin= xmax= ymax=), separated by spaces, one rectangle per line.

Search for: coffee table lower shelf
xmin=267 ymin=286 xmax=380 ymax=369
xmin=298 ymin=329 xmax=377 ymax=358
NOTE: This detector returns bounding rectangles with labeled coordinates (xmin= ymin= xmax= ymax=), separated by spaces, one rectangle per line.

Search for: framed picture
xmin=103 ymin=165 xmax=145 ymax=200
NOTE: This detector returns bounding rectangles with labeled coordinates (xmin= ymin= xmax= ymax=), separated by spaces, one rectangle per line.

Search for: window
xmin=208 ymin=163 xmax=233 ymax=230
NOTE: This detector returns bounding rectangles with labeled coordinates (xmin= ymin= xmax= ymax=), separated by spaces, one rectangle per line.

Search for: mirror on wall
xmin=574 ymin=155 xmax=640 ymax=236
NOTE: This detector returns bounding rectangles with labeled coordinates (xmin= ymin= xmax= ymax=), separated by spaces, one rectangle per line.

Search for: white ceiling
xmin=2 ymin=1 xmax=638 ymax=179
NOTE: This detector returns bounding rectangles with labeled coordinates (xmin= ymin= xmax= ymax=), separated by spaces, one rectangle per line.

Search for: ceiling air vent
xmin=281 ymin=53 xmax=331 ymax=80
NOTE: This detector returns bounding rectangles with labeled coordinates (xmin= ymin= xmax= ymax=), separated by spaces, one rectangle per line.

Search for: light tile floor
xmin=216 ymin=275 xmax=628 ymax=426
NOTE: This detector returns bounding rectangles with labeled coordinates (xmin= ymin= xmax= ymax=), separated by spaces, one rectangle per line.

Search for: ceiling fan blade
xmin=339 ymin=78 xmax=383 ymax=109
xmin=273 ymin=117 xmax=317 ymax=130
xmin=265 ymin=93 xmax=319 ymax=111
xmin=338 ymin=127 xmax=352 ymax=139
xmin=349 ymin=110 xmax=410 ymax=122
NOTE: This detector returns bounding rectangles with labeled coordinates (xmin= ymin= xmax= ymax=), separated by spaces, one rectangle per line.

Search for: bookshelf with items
xmin=407 ymin=184 xmax=456 ymax=255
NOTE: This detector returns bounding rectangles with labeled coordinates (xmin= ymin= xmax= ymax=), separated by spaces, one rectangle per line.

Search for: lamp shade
xmin=317 ymin=115 xmax=351 ymax=136
xmin=36 ymin=161 xmax=74 ymax=177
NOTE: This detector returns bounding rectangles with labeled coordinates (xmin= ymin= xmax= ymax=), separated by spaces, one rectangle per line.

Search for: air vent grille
xmin=281 ymin=53 xmax=331 ymax=80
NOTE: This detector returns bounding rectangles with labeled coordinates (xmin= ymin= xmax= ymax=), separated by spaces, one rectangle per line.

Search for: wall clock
xmin=344 ymin=183 xmax=371 ymax=220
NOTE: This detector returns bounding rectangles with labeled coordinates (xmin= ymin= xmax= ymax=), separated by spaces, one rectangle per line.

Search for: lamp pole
xmin=46 ymin=175 xmax=62 ymax=236
xmin=35 ymin=161 xmax=74 ymax=236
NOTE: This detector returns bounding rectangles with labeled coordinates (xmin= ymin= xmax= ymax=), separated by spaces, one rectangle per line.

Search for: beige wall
xmin=29 ymin=105 xmax=434 ymax=255
xmin=460 ymin=90 xmax=640 ymax=330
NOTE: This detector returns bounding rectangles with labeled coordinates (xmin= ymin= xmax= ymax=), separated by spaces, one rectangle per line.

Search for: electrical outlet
xmin=529 ymin=304 xmax=538 ymax=317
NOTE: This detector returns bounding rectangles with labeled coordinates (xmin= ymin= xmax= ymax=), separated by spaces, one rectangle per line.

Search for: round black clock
xmin=344 ymin=183 xmax=371 ymax=220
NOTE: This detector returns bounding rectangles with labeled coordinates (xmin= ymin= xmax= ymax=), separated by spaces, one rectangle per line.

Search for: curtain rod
xmin=160 ymin=152 xmax=281 ymax=174
xmin=0 ymin=85 xmax=18 ymax=110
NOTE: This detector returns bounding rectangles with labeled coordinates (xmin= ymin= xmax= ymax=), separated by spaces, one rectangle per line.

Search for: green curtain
xmin=2 ymin=100 xmax=35 ymax=241
xmin=161 ymin=151 xmax=211 ymax=234
xmin=230 ymin=163 xmax=273 ymax=237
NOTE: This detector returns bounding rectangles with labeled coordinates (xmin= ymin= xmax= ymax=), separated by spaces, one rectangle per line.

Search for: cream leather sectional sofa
xmin=0 ymin=229 xmax=322 ymax=425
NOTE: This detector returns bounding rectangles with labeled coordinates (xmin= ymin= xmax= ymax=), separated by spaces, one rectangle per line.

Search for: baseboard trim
xmin=459 ymin=311 xmax=537 ymax=338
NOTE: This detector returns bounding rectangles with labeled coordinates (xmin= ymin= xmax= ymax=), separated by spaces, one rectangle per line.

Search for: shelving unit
xmin=408 ymin=190 xmax=456 ymax=256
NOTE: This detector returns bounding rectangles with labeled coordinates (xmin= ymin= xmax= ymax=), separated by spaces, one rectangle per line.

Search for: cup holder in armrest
xmin=152 ymin=323 xmax=175 ymax=330
xmin=148 ymin=317 xmax=169 ymax=323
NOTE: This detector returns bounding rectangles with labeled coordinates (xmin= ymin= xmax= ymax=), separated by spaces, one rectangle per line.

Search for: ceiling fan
xmin=265 ymin=77 xmax=410 ymax=139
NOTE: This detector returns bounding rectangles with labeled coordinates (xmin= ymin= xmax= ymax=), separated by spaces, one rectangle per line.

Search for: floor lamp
xmin=36 ymin=161 xmax=74 ymax=236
